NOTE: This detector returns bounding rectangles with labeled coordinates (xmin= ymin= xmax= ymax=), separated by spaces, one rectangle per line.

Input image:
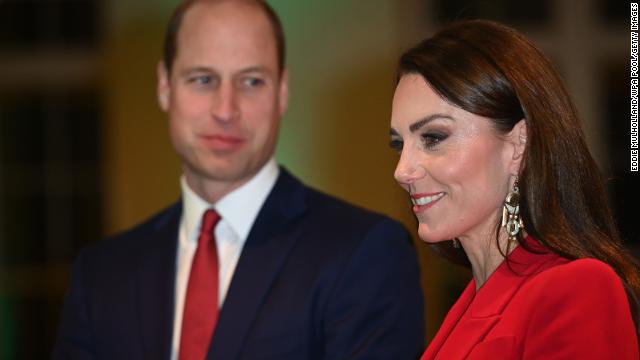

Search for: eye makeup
xmin=421 ymin=131 xmax=448 ymax=150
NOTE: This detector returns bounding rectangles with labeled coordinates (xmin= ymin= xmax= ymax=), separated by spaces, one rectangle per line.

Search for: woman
xmin=389 ymin=20 xmax=640 ymax=359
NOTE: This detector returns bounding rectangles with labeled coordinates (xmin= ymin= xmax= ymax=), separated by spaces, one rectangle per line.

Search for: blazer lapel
xmin=469 ymin=239 xmax=562 ymax=319
xmin=431 ymin=238 xmax=562 ymax=359
xmin=135 ymin=203 xmax=182 ymax=360
xmin=429 ymin=268 xmax=519 ymax=359
xmin=208 ymin=169 xmax=307 ymax=359
xmin=422 ymin=280 xmax=476 ymax=360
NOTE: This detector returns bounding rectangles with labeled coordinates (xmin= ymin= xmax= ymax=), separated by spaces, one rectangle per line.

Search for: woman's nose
xmin=394 ymin=150 xmax=426 ymax=186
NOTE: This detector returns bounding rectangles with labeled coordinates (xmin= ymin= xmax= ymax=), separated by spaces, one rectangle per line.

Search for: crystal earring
xmin=502 ymin=177 xmax=524 ymax=241
xmin=452 ymin=238 xmax=460 ymax=248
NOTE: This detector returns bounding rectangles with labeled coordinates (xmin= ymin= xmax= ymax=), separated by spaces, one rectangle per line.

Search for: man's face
xmin=158 ymin=0 xmax=288 ymax=195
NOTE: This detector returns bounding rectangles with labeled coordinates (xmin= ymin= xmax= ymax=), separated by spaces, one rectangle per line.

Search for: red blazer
xmin=422 ymin=238 xmax=639 ymax=359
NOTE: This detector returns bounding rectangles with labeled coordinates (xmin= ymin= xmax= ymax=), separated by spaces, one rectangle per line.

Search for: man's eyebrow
xmin=409 ymin=113 xmax=454 ymax=133
xmin=238 ymin=66 xmax=269 ymax=74
xmin=179 ymin=66 xmax=272 ymax=77
xmin=179 ymin=66 xmax=214 ymax=76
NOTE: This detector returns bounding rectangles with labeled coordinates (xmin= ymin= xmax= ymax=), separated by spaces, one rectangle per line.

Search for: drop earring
xmin=502 ymin=177 xmax=524 ymax=241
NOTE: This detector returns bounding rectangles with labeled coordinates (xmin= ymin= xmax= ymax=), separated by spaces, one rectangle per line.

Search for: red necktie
xmin=179 ymin=209 xmax=221 ymax=360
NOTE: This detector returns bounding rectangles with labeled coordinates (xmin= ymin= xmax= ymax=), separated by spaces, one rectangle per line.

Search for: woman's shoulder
xmin=513 ymin=238 xmax=624 ymax=292
xmin=505 ymin=256 xmax=639 ymax=358
xmin=523 ymin=256 xmax=628 ymax=305
xmin=535 ymin=257 xmax=620 ymax=285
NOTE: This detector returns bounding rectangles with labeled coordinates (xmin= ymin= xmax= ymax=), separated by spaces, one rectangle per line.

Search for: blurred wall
xmin=103 ymin=0 xmax=180 ymax=233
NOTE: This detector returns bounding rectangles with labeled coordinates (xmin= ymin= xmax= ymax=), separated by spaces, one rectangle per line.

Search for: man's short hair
xmin=163 ymin=0 xmax=286 ymax=74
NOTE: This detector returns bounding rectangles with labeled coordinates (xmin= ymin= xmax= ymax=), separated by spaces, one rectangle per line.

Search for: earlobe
xmin=157 ymin=61 xmax=170 ymax=112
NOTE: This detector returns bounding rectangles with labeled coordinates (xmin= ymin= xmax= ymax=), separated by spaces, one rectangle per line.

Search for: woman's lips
xmin=411 ymin=192 xmax=445 ymax=213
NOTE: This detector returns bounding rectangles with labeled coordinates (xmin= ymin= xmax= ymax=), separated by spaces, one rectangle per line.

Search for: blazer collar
xmin=208 ymin=168 xmax=308 ymax=359
xmin=423 ymin=237 xmax=565 ymax=359
xmin=469 ymin=237 xmax=561 ymax=318
xmin=422 ymin=280 xmax=476 ymax=360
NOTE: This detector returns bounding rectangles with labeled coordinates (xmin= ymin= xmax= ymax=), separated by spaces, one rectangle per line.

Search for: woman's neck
xmin=459 ymin=229 xmax=518 ymax=290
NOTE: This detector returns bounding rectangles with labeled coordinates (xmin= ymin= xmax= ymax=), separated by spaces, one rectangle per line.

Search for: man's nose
xmin=210 ymin=84 xmax=239 ymax=122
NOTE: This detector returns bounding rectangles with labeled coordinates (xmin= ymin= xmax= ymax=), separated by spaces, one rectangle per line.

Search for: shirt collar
xmin=180 ymin=158 xmax=279 ymax=243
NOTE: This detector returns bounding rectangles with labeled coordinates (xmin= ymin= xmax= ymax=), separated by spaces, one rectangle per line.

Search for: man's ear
xmin=507 ymin=119 xmax=527 ymax=174
xmin=278 ymin=67 xmax=289 ymax=116
xmin=157 ymin=61 xmax=171 ymax=112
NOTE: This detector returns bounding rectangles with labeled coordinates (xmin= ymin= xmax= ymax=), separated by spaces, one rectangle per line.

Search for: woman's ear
xmin=507 ymin=119 xmax=527 ymax=174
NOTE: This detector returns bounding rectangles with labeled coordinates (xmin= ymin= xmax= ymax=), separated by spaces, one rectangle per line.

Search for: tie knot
xmin=200 ymin=209 xmax=221 ymax=236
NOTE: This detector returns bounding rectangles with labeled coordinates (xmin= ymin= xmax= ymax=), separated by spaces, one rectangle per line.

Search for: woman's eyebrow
xmin=409 ymin=113 xmax=455 ymax=133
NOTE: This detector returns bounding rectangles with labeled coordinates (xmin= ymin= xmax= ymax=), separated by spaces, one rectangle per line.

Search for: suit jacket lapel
xmin=135 ymin=203 xmax=181 ymax=360
xmin=208 ymin=169 xmax=307 ymax=359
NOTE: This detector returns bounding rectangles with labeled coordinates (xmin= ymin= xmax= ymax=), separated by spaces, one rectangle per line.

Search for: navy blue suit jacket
xmin=53 ymin=169 xmax=425 ymax=359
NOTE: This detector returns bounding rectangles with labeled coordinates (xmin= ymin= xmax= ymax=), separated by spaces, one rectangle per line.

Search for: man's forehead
xmin=183 ymin=0 xmax=267 ymax=23
xmin=179 ymin=1 xmax=273 ymax=43
xmin=165 ymin=0 xmax=283 ymax=75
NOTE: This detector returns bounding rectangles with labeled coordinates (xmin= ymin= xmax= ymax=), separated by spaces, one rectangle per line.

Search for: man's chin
xmin=193 ymin=163 xmax=259 ymax=183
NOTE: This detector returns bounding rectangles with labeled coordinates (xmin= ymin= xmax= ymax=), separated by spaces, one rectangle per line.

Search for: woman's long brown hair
xmin=398 ymin=20 xmax=640 ymax=330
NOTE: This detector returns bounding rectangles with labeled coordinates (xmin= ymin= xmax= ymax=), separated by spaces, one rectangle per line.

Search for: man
xmin=53 ymin=0 xmax=424 ymax=359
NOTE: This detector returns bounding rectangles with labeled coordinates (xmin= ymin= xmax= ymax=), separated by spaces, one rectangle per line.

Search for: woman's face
xmin=390 ymin=74 xmax=521 ymax=243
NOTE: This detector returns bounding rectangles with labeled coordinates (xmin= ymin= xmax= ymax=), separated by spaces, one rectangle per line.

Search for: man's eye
xmin=193 ymin=76 xmax=211 ymax=85
xmin=189 ymin=75 xmax=212 ymax=85
xmin=242 ymin=77 xmax=265 ymax=88
xmin=389 ymin=139 xmax=403 ymax=153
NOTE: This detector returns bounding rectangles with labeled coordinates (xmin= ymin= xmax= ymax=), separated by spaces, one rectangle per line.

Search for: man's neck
xmin=184 ymin=174 xmax=251 ymax=205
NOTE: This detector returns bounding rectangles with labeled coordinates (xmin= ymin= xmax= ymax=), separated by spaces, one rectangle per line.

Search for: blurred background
xmin=0 ymin=0 xmax=637 ymax=358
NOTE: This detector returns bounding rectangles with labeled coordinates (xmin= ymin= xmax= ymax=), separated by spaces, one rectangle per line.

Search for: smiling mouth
xmin=411 ymin=192 xmax=445 ymax=212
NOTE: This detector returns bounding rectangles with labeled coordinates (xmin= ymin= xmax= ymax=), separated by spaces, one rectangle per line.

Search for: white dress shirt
xmin=170 ymin=159 xmax=279 ymax=360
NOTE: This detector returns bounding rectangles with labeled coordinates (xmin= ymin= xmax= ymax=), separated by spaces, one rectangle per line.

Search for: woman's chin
xmin=417 ymin=226 xmax=450 ymax=244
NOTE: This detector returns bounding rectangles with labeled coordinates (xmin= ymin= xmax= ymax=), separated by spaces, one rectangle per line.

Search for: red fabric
xmin=422 ymin=237 xmax=639 ymax=359
xmin=179 ymin=209 xmax=221 ymax=360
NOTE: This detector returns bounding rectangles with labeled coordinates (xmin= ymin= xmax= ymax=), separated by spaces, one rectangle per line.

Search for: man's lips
xmin=199 ymin=134 xmax=245 ymax=151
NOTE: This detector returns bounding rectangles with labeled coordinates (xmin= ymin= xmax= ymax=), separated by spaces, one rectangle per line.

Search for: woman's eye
xmin=389 ymin=139 xmax=403 ymax=153
xmin=422 ymin=132 xmax=448 ymax=149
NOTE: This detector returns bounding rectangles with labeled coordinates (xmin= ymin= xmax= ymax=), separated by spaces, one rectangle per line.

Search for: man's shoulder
xmin=113 ymin=201 xmax=181 ymax=238
xmin=278 ymin=168 xmax=407 ymax=233
xmin=304 ymin=186 xmax=391 ymax=222
xmin=83 ymin=201 xmax=181 ymax=258
xmin=298 ymin=186 xmax=410 ymax=247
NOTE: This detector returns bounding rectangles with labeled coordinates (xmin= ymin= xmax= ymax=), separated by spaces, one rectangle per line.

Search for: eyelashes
xmin=422 ymin=132 xmax=448 ymax=149
xmin=188 ymin=75 xmax=213 ymax=85
xmin=389 ymin=132 xmax=449 ymax=154
xmin=389 ymin=139 xmax=403 ymax=153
